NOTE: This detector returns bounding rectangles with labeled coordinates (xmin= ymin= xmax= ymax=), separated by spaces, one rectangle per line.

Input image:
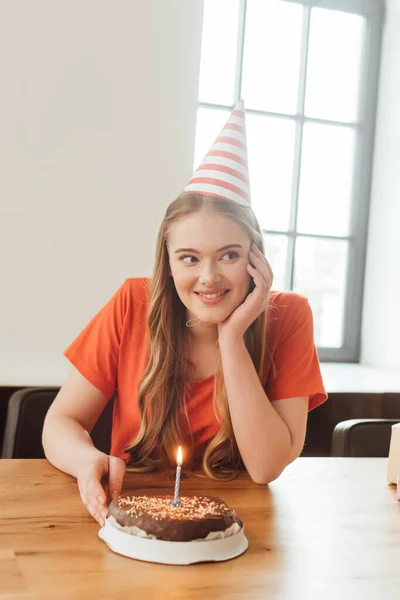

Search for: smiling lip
xmin=194 ymin=290 xmax=230 ymax=305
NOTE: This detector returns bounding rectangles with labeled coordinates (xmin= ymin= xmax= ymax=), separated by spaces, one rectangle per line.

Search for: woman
xmin=42 ymin=101 xmax=327 ymax=527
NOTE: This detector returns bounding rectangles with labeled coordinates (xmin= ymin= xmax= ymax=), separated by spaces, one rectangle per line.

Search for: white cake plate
xmin=98 ymin=518 xmax=248 ymax=565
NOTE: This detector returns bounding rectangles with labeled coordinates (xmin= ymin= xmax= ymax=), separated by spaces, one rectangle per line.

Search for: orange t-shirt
xmin=64 ymin=278 xmax=327 ymax=461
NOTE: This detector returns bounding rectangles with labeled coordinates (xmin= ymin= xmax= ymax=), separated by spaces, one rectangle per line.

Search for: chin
xmin=200 ymin=315 xmax=224 ymax=325
xmin=197 ymin=309 xmax=233 ymax=325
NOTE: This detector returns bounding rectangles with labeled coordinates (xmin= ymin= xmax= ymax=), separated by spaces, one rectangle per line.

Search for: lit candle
xmin=171 ymin=446 xmax=183 ymax=506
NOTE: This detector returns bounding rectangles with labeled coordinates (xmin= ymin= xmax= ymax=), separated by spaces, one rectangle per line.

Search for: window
xmin=195 ymin=0 xmax=384 ymax=361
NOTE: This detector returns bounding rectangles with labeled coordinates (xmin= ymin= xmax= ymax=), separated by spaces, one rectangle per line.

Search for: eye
xmin=221 ymin=251 xmax=239 ymax=261
xmin=180 ymin=255 xmax=198 ymax=264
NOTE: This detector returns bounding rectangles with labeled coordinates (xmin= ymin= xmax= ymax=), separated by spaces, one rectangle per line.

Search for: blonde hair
xmin=124 ymin=192 xmax=270 ymax=480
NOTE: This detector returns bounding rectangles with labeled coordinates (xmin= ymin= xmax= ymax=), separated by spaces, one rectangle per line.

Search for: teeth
xmin=198 ymin=292 xmax=225 ymax=299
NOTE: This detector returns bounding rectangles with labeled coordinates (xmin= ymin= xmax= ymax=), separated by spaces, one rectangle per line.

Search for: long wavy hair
xmin=124 ymin=191 xmax=271 ymax=480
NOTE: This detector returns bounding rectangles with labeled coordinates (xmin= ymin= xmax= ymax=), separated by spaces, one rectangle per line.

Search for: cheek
xmin=232 ymin=263 xmax=251 ymax=288
xmin=171 ymin=267 xmax=195 ymax=293
xmin=232 ymin=268 xmax=252 ymax=304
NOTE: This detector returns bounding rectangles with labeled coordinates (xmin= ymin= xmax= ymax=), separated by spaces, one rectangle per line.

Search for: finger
xmin=247 ymin=264 xmax=269 ymax=307
xmin=79 ymin=479 xmax=108 ymax=525
xmin=249 ymin=249 xmax=269 ymax=272
xmin=85 ymin=476 xmax=108 ymax=507
xmin=87 ymin=484 xmax=108 ymax=523
xmin=80 ymin=491 xmax=107 ymax=526
xmin=249 ymin=249 xmax=268 ymax=268
xmin=247 ymin=258 xmax=269 ymax=289
xmin=87 ymin=501 xmax=107 ymax=526
xmin=84 ymin=496 xmax=107 ymax=526
xmin=87 ymin=496 xmax=108 ymax=526
xmin=251 ymin=245 xmax=274 ymax=278
xmin=252 ymin=243 xmax=269 ymax=261
xmin=249 ymin=251 xmax=273 ymax=287
xmin=251 ymin=244 xmax=268 ymax=263
xmin=107 ymin=456 xmax=126 ymax=502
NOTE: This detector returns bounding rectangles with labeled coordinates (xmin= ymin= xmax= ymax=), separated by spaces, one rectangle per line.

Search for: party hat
xmin=184 ymin=99 xmax=251 ymax=206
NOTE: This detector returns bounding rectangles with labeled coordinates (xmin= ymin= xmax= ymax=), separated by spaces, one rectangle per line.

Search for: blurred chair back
xmin=1 ymin=387 xmax=114 ymax=458
xmin=331 ymin=418 xmax=400 ymax=457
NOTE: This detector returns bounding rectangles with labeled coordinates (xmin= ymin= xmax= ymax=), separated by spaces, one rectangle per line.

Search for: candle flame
xmin=177 ymin=446 xmax=183 ymax=466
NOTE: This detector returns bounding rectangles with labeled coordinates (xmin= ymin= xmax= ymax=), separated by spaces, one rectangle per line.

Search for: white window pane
xmin=247 ymin=114 xmax=296 ymax=231
xmin=193 ymin=107 xmax=230 ymax=169
xmin=305 ymin=8 xmax=365 ymax=123
xmin=198 ymin=0 xmax=241 ymax=105
xmin=242 ymin=0 xmax=303 ymax=114
xmin=263 ymin=233 xmax=288 ymax=292
xmin=297 ymin=123 xmax=356 ymax=236
xmin=293 ymin=237 xmax=348 ymax=348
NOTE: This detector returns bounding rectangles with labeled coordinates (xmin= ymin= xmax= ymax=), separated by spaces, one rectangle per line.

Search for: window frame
xmin=197 ymin=0 xmax=385 ymax=361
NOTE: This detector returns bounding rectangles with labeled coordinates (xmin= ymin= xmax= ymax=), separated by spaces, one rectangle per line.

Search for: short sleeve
xmin=64 ymin=281 xmax=130 ymax=398
xmin=265 ymin=295 xmax=327 ymax=411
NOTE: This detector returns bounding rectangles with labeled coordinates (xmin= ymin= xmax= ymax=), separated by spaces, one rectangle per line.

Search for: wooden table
xmin=0 ymin=458 xmax=399 ymax=600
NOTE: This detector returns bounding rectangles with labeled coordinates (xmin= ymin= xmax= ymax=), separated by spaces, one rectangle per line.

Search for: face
xmin=167 ymin=209 xmax=253 ymax=325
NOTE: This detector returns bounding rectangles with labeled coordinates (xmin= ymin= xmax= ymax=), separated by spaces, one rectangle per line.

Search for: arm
xmin=45 ymin=281 xmax=132 ymax=524
xmin=219 ymin=336 xmax=308 ymax=484
xmin=42 ymin=366 xmax=125 ymax=526
xmin=217 ymin=244 xmax=313 ymax=484
xmin=42 ymin=366 xmax=109 ymax=477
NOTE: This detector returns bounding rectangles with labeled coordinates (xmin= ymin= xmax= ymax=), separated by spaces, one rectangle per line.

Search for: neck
xmin=186 ymin=319 xmax=219 ymax=345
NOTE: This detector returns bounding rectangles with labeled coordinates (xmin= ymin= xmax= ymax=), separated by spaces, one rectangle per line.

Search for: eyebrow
xmin=174 ymin=244 xmax=244 ymax=254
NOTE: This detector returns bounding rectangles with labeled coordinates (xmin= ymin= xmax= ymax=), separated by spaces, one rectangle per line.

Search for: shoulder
xmin=267 ymin=290 xmax=313 ymax=342
xmin=105 ymin=277 xmax=151 ymax=318
xmin=268 ymin=290 xmax=311 ymax=320
xmin=120 ymin=277 xmax=151 ymax=301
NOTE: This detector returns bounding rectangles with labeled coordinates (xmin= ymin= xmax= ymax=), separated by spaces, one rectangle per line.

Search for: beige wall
xmin=0 ymin=0 xmax=204 ymax=385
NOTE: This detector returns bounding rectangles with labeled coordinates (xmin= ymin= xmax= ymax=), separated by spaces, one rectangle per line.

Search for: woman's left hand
xmin=218 ymin=243 xmax=274 ymax=343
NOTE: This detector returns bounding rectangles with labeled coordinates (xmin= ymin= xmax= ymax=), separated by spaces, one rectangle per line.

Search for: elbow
xmin=41 ymin=411 xmax=58 ymax=459
xmin=250 ymin=453 xmax=299 ymax=484
xmin=249 ymin=466 xmax=284 ymax=485
xmin=41 ymin=416 xmax=50 ymax=458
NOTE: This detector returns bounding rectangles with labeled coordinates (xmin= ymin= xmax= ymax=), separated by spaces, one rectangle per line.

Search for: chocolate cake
xmin=107 ymin=495 xmax=243 ymax=542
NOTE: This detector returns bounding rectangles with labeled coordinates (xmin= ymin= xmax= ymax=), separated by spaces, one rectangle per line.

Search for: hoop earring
xmin=185 ymin=317 xmax=202 ymax=327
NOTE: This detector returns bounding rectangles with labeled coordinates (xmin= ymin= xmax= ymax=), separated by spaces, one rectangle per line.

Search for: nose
xmin=198 ymin=260 xmax=221 ymax=285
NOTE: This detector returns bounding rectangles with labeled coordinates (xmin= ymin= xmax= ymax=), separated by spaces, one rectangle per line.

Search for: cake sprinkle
xmin=117 ymin=495 xmax=232 ymax=521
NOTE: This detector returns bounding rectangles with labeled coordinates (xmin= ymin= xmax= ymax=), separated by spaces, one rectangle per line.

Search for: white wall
xmin=0 ymin=0 xmax=204 ymax=385
xmin=361 ymin=0 xmax=400 ymax=370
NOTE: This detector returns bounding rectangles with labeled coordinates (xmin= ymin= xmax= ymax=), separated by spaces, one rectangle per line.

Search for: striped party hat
xmin=184 ymin=99 xmax=251 ymax=206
